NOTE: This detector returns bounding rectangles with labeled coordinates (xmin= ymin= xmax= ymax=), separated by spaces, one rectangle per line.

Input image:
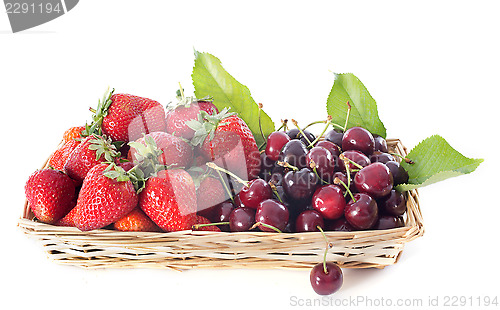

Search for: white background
xmin=1 ymin=1 xmax=499 ymax=309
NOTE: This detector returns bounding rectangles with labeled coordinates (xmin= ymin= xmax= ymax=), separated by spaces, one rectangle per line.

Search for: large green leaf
xmin=192 ymin=50 xmax=275 ymax=146
xmin=326 ymin=73 xmax=387 ymax=138
xmin=396 ymin=135 xmax=483 ymax=191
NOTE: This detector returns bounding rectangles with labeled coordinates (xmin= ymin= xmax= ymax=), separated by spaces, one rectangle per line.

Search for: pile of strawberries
xmin=25 ymin=89 xmax=261 ymax=232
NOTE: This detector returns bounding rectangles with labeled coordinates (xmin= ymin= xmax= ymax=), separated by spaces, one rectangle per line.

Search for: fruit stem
xmin=308 ymin=116 xmax=333 ymax=147
xmin=310 ymin=161 xmax=330 ymax=185
xmin=206 ymin=162 xmax=249 ymax=187
xmin=276 ymin=119 xmax=288 ymax=132
xmin=334 ymin=177 xmax=356 ymax=202
xmin=250 ymin=222 xmax=282 ymax=233
xmin=343 ymin=101 xmax=351 ymax=132
xmin=390 ymin=153 xmax=415 ymax=164
xmin=214 ymin=169 xmax=235 ymax=203
xmin=317 ymin=226 xmax=333 ymax=274
xmin=269 ymin=182 xmax=283 ymax=203
xmin=277 ymin=161 xmax=299 ymax=172
xmin=291 ymin=119 xmax=313 ymax=146
xmin=258 ymin=103 xmax=267 ymax=145
xmin=339 ymin=153 xmax=364 ymax=170
xmin=178 ymin=82 xmax=185 ymax=101
xmin=192 ymin=222 xmax=230 ymax=230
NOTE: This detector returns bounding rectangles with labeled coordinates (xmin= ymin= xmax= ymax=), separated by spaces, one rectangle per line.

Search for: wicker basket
xmin=18 ymin=138 xmax=424 ymax=270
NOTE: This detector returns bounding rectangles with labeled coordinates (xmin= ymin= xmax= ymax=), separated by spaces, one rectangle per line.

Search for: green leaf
xmin=326 ymin=73 xmax=387 ymax=138
xmin=395 ymin=135 xmax=483 ymax=191
xmin=192 ymin=50 xmax=275 ymax=146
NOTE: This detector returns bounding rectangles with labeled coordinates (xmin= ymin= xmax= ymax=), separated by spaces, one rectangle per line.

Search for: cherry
xmin=259 ymin=152 xmax=275 ymax=174
xmin=229 ymin=207 xmax=256 ymax=232
xmin=265 ymin=131 xmax=291 ymax=161
xmin=342 ymin=126 xmax=375 ymax=155
xmin=310 ymin=262 xmax=343 ymax=295
xmin=369 ymin=151 xmax=395 ymax=164
xmin=268 ymin=172 xmax=283 ymax=186
xmin=345 ymin=193 xmax=379 ymax=230
xmin=378 ymin=189 xmax=406 ymax=216
xmin=316 ymin=140 xmax=341 ymax=158
xmin=295 ymin=210 xmax=324 ymax=232
xmin=255 ymin=199 xmax=289 ymax=232
xmin=239 ymin=178 xmax=273 ymax=209
xmin=210 ymin=200 xmax=235 ymax=231
xmin=373 ymin=134 xmax=388 ymax=152
xmin=306 ymin=146 xmax=335 ymax=182
xmin=286 ymin=128 xmax=315 ymax=145
xmin=385 ymin=161 xmax=409 ymax=185
xmin=354 ymin=162 xmax=394 ymax=198
xmin=339 ymin=150 xmax=371 ymax=172
xmin=283 ymin=168 xmax=318 ymax=203
xmin=332 ymin=171 xmax=355 ymax=195
xmin=311 ymin=185 xmax=346 ymax=220
xmin=279 ymin=140 xmax=308 ymax=169
xmin=325 ymin=217 xmax=353 ymax=232
xmin=324 ymin=129 xmax=343 ymax=148
xmin=374 ymin=215 xmax=404 ymax=230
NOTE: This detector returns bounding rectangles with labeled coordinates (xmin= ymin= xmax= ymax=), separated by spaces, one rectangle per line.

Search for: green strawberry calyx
xmin=87 ymin=134 xmax=121 ymax=162
xmin=82 ymin=87 xmax=115 ymax=137
xmin=187 ymin=107 xmax=236 ymax=147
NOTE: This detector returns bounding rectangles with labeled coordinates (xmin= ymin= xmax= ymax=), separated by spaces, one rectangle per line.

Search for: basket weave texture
xmin=18 ymin=139 xmax=424 ymax=270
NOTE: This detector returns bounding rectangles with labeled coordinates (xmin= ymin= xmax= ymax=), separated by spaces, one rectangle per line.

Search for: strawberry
xmin=48 ymin=139 xmax=80 ymax=171
xmin=165 ymin=97 xmax=219 ymax=140
xmin=86 ymin=89 xmax=166 ymax=143
xmin=25 ymin=169 xmax=76 ymax=224
xmin=113 ymin=208 xmax=161 ymax=232
xmin=193 ymin=215 xmax=221 ymax=232
xmin=63 ymin=126 xmax=85 ymax=142
xmin=139 ymin=169 xmax=197 ymax=232
xmin=189 ymin=109 xmax=261 ymax=180
xmin=128 ymin=131 xmax=193 ymax=169
xmin=74 ymin=163 xmax=138 ymax=231
xmin=196 ymin=176 xmax=227 ymax=219
xmin=64 ymin=134 xmax=120 ymax=185
xmin=55 ymin=206 xmax=78 ymax=227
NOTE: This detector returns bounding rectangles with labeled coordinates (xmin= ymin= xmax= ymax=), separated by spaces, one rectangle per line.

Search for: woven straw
xmin=18 ymin=139 xmax=424 ymax=270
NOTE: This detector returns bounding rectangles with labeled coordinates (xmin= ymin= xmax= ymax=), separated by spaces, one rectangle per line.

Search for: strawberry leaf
xmin=326 ymin=73 xmax=387 ymax=138
xmin=395 ymin=135 xmax=483 ymax=191
xmin=192 ymin=50 xmax=275 ymax=146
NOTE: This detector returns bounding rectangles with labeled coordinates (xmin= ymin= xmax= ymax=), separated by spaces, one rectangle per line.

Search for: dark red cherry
xmin=339 ymin=150 xmax=371 ymax=172
xmin=354 ymin=162 xmax=394 ymax=198
xmin=210 ymin=200 xmax=235 ymax=231
xmin=385 ymin=161 xmax=409 ymax=185
xmin=324 ymin=129 xmax=343 ymax=148
xmin=369 ymin=151 xmax=395 ymax=164
xmin=342 ymin=126 xmax=375 ymax=155
xmin=279 ymin=140 xmax=308 ymax=169
xmin=229 ymin=207 xmax=256 ymax=232
xmin=265 ymin=131 xmax=291 ymax=161
xmin=295 ymin=210 xmax=324 ymax=232
xmin=316 ymin=140 xmax=341 ymax=158
xmin=260 ymin=152 xmax=275 ymax=174
xmin=286 ymin=128 xmax=315 ymax=145
xmin=332 ymin=171 xmax=354 ymax=195
xmin=306 ymin=146 xmax=335 ymax=182
xmin=374 ymin=215 xmax=404 ymax=230
xmin=311 ymin=185 xmax=346 ymax=220
xmin=378 ymin=189 xmax=406 ymax=216
xmin=310 ymin=262 xmax=343 ymax=295
xmin=325 ymin=217 xmax=353 ymax=232
xmin=239 ymin=179 xmax=273 ymax=209
xmin=283 ymin=168 xmax=318 ymax=202
xmin=345 ymin=193 xmax=379 ymax=230
xmin=255 ymin=199 xmax=289 ymax=232
xmin=373 ymin=134 xmax=388 ymax=152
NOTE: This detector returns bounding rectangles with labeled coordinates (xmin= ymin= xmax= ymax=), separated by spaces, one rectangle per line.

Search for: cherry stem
xmin=250 ymin=222 xmax=282 ymax=233
xmin=317 ymin=226 xmax=333 ymax=274
xmin=258 ymin=103 xmax=266 ymax=145
xmin=308 ymin=116 xmax=333 ymax=147
xmin=390 ymin=153 xmax=415 ymax=164
xmin=277 ymin=161 xmax=299 ymax=172
xmin=269 ymin=183 xmax=283 ymax=203
xmin=343 ymin=101 xmax=351 ymax=132
xmin=334 ymin=177 xmax=356 ymax=202
xmin=276 ymin=119 xmax=288 ymax=132
xmin=310 ymin=161 xmax=330 ymax=185
xmin=206 ymin=162 xmax=249 ymax=187
xmin=291 ymin=119 xmax=313 ymax=146
xmin=339 ymin=153 xmax=364 ymax=170
xmin=192 ymin=222 xmax=230 ymax=230
xmin=214 ymin=168 xmax=235 ymax=203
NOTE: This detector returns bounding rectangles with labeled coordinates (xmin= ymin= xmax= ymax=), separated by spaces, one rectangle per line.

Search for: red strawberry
xmin=166 ymin=98 xmax=219 ymax=140
xmin=113 ymin=208 xmax=161 ymax=232
xmin=139 ymin=169 xmax=197 ymax=232
xmin=193 ymin=215 xmax=221 ymax=232
xmin=63 ymin=126 xmax=85 ymax=142
xmin=190 ymin=109 xmax=261 ymax=180
xmin=25 ymin=169 xmax=76 ymax=224
xmin=128 ymin=131 xmax=193 ymax=169
xmin=64 ymin=135 xmax=120 ymax=185
xmin=74 ymin=163 xmax=138 ymax=231
xmin=55 ymin=206 xmax=78 ymax=227
xmin=196 ymin=176 xmax=227 ymax=219
xmin=87 ymin=89 xmax=166 ymax=142
xmin=48 ymin=139 xmax=80 ymax=171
